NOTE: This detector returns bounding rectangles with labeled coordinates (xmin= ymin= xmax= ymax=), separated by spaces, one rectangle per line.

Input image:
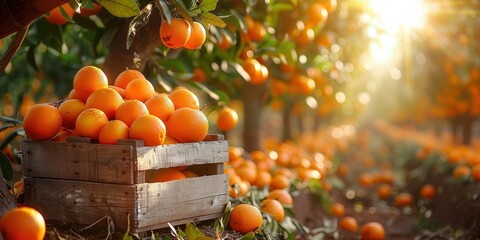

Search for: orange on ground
xmin=115 ymin=100 xmax=150 ymax=127
xmin=86 ymin=88 xmax=124 ymax=119
xmin=360 ymin=222 xmax=385 ymax=240
xmin=377 ymin=184 xmax=392 ymax=200
xmin=73 ymin=66 xmax=108 ymax=102
xmin=160 ymin=18 xmax=191 ymax=49
xmin=166 ymin=108 xmax=208 ymax=143
xmin=129 ymin=115 xmax=166 ymax=146
xmin=58 ymin=99 xmax=86 ymax=129
xmin=266 ymin=189 xmax=293 ymax=206
xmin=0 ymin=207 xmax=46 ymax=240
xmin=472 ymin=165 xmax=480 ymax=182
xmin=330 ymin=202 xmax=345 ymax=217
xmin=261 ymin=199 xmax=285 ymax=222
xmin=114 ymin=69 xmax=146 ymax=89
xmin=184 ymin=22 xmax=206 ymax=49
xmin=419 ymin=184 xmax=436 ymax=200
xmin=23 ymin=104 xmax=62 ymax=140
xmin=168 ymin=88 xmax=200 ymax=110
xmin=228 ymin=204 xmax=263 ymax=235
xmin=359 ymin=172 xmax=374 ymax=187
xmin=125 ymin=78 xmax=155 ymax=102
xmin=75 ymin=108 xmax=109 ymax=139
xmin=145 ymin=94 xmax=175 ymax=122
xmin=253 ymin=170 xmax=272 ymax=188
xmin=339 ymin=216 xmax=358 ymax=232
xmin=98 ymin=120 xmax=129 ymax=145
xmin=270 ymin=174 xmax=291 ymax=190
xmin=45 ymin=3 xmax=74 ymax=25
xmin=453 ymin=165 xmax=471 ymax=179
xmin=217 ymin=107 xmax=238 ymax=131
xmin=235 ymin=164 xmax=257 ymax=184
xmin=149 ymin=168 xmax=186 ymax=183
xmin=394 ymin=193 xmax=414 ymax=207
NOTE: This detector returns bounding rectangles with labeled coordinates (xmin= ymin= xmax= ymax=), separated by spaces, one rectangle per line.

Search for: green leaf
xmin=96 ymin=0 xmax=140 ymax=17
xmin=59 ymin=5 xmax=75 ymax=23
xmin=0 ymin=152 xmax=13 ymax=181
xmin=200 ymin=12 xmax=226 ymax=28
xmin=26 ymin=46 xmax=38 ymax=72
xmin=173 ymin=0 xmax=194 ymax=25
xmin=240 ymin=232 xmax=255 ymax=240
xmin=197 ymin=0 xmax=218 ymax=12
xmin=185 ymin=223 xmax=212 ymax=240
xmin=157 ymin=0 xmax=172 ymax=24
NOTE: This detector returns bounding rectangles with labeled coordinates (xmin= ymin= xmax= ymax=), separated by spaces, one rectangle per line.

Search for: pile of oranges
xmin=23 ymin=66 xmax=209 ymax=146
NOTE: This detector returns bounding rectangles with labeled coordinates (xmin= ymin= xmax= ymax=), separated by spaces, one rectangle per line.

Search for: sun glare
xmin=370 ymin=0 xmax=426 ymax=32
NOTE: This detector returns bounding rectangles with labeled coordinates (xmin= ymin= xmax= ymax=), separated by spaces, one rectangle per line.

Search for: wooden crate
xmin=22 ymin=135 xmax=229 ymax=233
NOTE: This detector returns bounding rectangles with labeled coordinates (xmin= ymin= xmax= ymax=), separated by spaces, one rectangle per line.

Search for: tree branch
xmin=0 ymin=25 xmax=29 ymax=73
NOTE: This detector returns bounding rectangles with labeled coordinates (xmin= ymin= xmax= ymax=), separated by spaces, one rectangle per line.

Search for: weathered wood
xmin=22 ymin=140 xmax=136 ymax=184
xmin=24 ymin=175 xmax=228 ymax=233
xmin=188 ymin=163 xmax=224 ymax=176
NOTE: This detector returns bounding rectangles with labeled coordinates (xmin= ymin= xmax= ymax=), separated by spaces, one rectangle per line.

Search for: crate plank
xmin=22 ymin=140 xmax=135 ymax=184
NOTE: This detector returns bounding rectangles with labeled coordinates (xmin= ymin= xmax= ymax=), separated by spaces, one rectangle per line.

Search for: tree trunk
xmin=313 ymin=114 xmax=323 ymax=131
xmin=282 ymin=100 xmax=293 ymax=142
xmin=102 ymin=10 xmax=162 ymax=83
xmin=0 ymin=0 xmax=67 ymax=39
xmin=241 ymin=85 xmax=265 ymax=152
xmin=450 ymin=117 xmax=460 ymax=144
xmin=461 ymin=115 xmax=474 ymax=145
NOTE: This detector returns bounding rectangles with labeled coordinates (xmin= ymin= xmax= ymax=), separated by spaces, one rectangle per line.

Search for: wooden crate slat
xmin=133 ymin=213 xmax=224 ymax=233
xmin=24 ymin=177 xmax=135 ymax=230
xmin=22 ymin=140 xmax=135 ymax=184
xmin=136 ymin=141 xmax=229 ymax=170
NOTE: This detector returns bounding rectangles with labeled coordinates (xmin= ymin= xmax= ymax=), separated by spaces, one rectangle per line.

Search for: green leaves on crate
xmin=96 ymin=0 xmax=140 ymax=17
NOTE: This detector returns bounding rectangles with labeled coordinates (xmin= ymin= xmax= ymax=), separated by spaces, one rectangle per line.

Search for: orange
xmin=452 ymin=165 xmax=471 ymax=179
xmin=217 ymin=107 xmax=238 ymax=131
xmin=45 ymin=3 xmax=74 ymax=25
xmin=108 ymin=86 xmax=126 ymax=98
xmin=250 ymin=64 xmax=269 ymax=85
xmin=191 ymin=67 xmax=207 ymax=83
xmin=359 ymin=172 xmax=374 ymax=187
xmin=98 ymin=120 xmax=129 ymax=145
xmin=73 ymin=66 xmax=108 ymax=102
xmin=23 ymin=104 xmax=62 ymax=140
xmin=394 ymin=193 xmax=413 ymax=207
xmin=165 ymin=108 xmax=208 ymax=143
xmin=168 ymin=88 xmax=200 ymax=110
xmin=114 ymin=69 xmax=146 ymax=89
xmin=419 ymin=184 xmax=436 ymax=199
xmin=160 ymin=18 xmax=191 ymax=49
xmin=270 ymin=174 xmax=291 ymax=190
xmin=75 ymin=108 xmax=109 ymax=139
xmin=337 ymin=163 xmax=349 ymax=177
xmin=235 ymin=164 xmax=257 ymax=184
xmin=184 ymin=22 xmax=206 ymax=49
xmin=472 ymin=165 xmax=480 ymax=182
xmin=86 ymin=88 xmax=124 ymax=119
xmin=248 ymin=21 xmax=266 ymax=42
xmin=145 ymin=94 xmax=175 ymax=122
xmin=149 ymin=168 xmax=186 ymax=182
xmin=129 ymin=115 xmax=166 ymax=146
xmin=51 ymin=128 xmax=71 ymax=142
xmin=19 ymin=94 xmax=35 ymax=117
xmin=242 ymin=58 xmax=261 ymax=82
xmin=67 ymin=89 xmax=81 ymax=100
xmin=58 ymin=99 xmax=86 ymax=129
xmin=163 ymin=136 xmax=179 ymax=145
xmin=228 ymin=204 xmax=263 ymax=234
xmin=360 ymin=222 xmax=385 ymax=240
xmin=339 ymin=216 xmax=358 ymax=232
xmin=253 ymin=170 xmax=272 ymax=188
xmin=377 ymin=184 xmax=392 ymax=200
xmin=292 ymin=28 xmax=315 ymax=46
xmin=79 ymin=2 xmax=102 ymax=17
xmin=125 ymin=78 xmax=155 ymax=102
xmin=308 ymin=3 xmax=328 ymax=25
xmin=0 ymin=207 xmax=46 ymax=240
xmin=218 ymin=32 xmax=233 ymax=49
xmin=261 ymin=199 xmax=285 ymax=222
xmin=182 ymin=170 xmax=199 ymax=178
xmin=229 ymin=180 xmax=250 ymax=198
xmin=115 ymin=100 xmax=150 ymax=127
xmin=266 ymin=189 xmax=293 ymax=206
xmin=321 ymin=0 xmax=337 ymax=13
xmin=330 ymin=202 xmax=345 ymax=217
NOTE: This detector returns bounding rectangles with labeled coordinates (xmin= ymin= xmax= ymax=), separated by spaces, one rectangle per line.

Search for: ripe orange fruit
xmin=182 ymin=170 xmax=199 ymax=178
xmin=73 ymin=66 xmax=108 ymax=102
xmin=217 ymin=107 xmax=238 ymax=131
xmin=218 ymin=32 xmax=233 ymax=49
xmin=360 ymin=222 xmax=385 ymax=240
xmin=330 ymin=202 xmax=345 ymax=217
xmin=394 ymin=193 xmax=413 ymax=207
xmin=377 ymin=184 xmax=392 ymax=200
xmin=75 ymin=108 xmax=109 ymax=139
xmin=419 ymin=184 xmax=436 ymax=200
xmin=129 ymin=115 xmax=166 ymax=146
xmin=337 ymin=163 xmax=349 ymax=177
xmin=0 ymin=207 xmax=46 ymax=240
xmin=247 ymin=20 xmax=266 ymax=42
xmin=228 ymin=204 xmax=263 ymax=234
xmin=115 ymin=100 xmax=150 ymax=127
xmin=163 ymin=135 xmax=179 ymax=145
xmin=292 ymin=28 xmax=315 ymax=46
xmin=86 ymin=88 xmax=124 ymax=119
xmin=114 ymin=69 xmax=146 ymax=89
xmin=168 ymin=88 xmax=200 ymax=110
xmin=235 ymin=164 xmax=257 ymax=184
xmin=51 ymin=128 xmax=71 ymax=142
xmin=472 ymin=165 xmax=480 ymax=182
xmin=58 ymin=99 xmax=86 ymax=129
xmin=308 ymin=3 xmax=328 ymax=25
xmin=270 ymin=174 xmax=291 ymax=190
xmin=253 ymin=170 xmax=272 ymax=188
xmin=250 ymin=65 xmax=269 ymax=85
xmin=145 ymin=94 xmax=175 ymax=122
xmin=79 ymin=2 xmax=102 ymax=17
xmin=453 ymin=165 xmax=471 ymax=179
xmin=149 ymin=168 xmax=186 ymax=182
xmin=267 ymin=189 xmax=293 ymax=206
xmin=242 ymin=58 xmax=261 ymax=82
xmin=125 ymin=78 xmax=155 ymax=102
xmin=184 ymin=22 xmax=206 ymax=49
xmin=359 ymin=172 xmax=374 ymax=187
xmin=45 ymin=3 xmax=74 ymax=25
xmin=98 ymin=120 xmax=129 ymax=145
xmin=191 ymin=67 xmax=207 ymax=83
xmin=321 ymin=0 xmax=337 ymax=13
xmin=23 ymin=104 xmax=62 ymax=140
xmin=166 ymin=108 xmax=208 ymax=143
xmin=108 ymin=85 xmax=126 ymax=98
xmin=67 ymin=89 xmax=81 ymax=100
xmin=339 ymin=216 xmax=358 ymax=232
xmin=160 ymin=18 xmax=191 ymax=49
xmin=261 ymin=199 xmax=285 ymax=222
